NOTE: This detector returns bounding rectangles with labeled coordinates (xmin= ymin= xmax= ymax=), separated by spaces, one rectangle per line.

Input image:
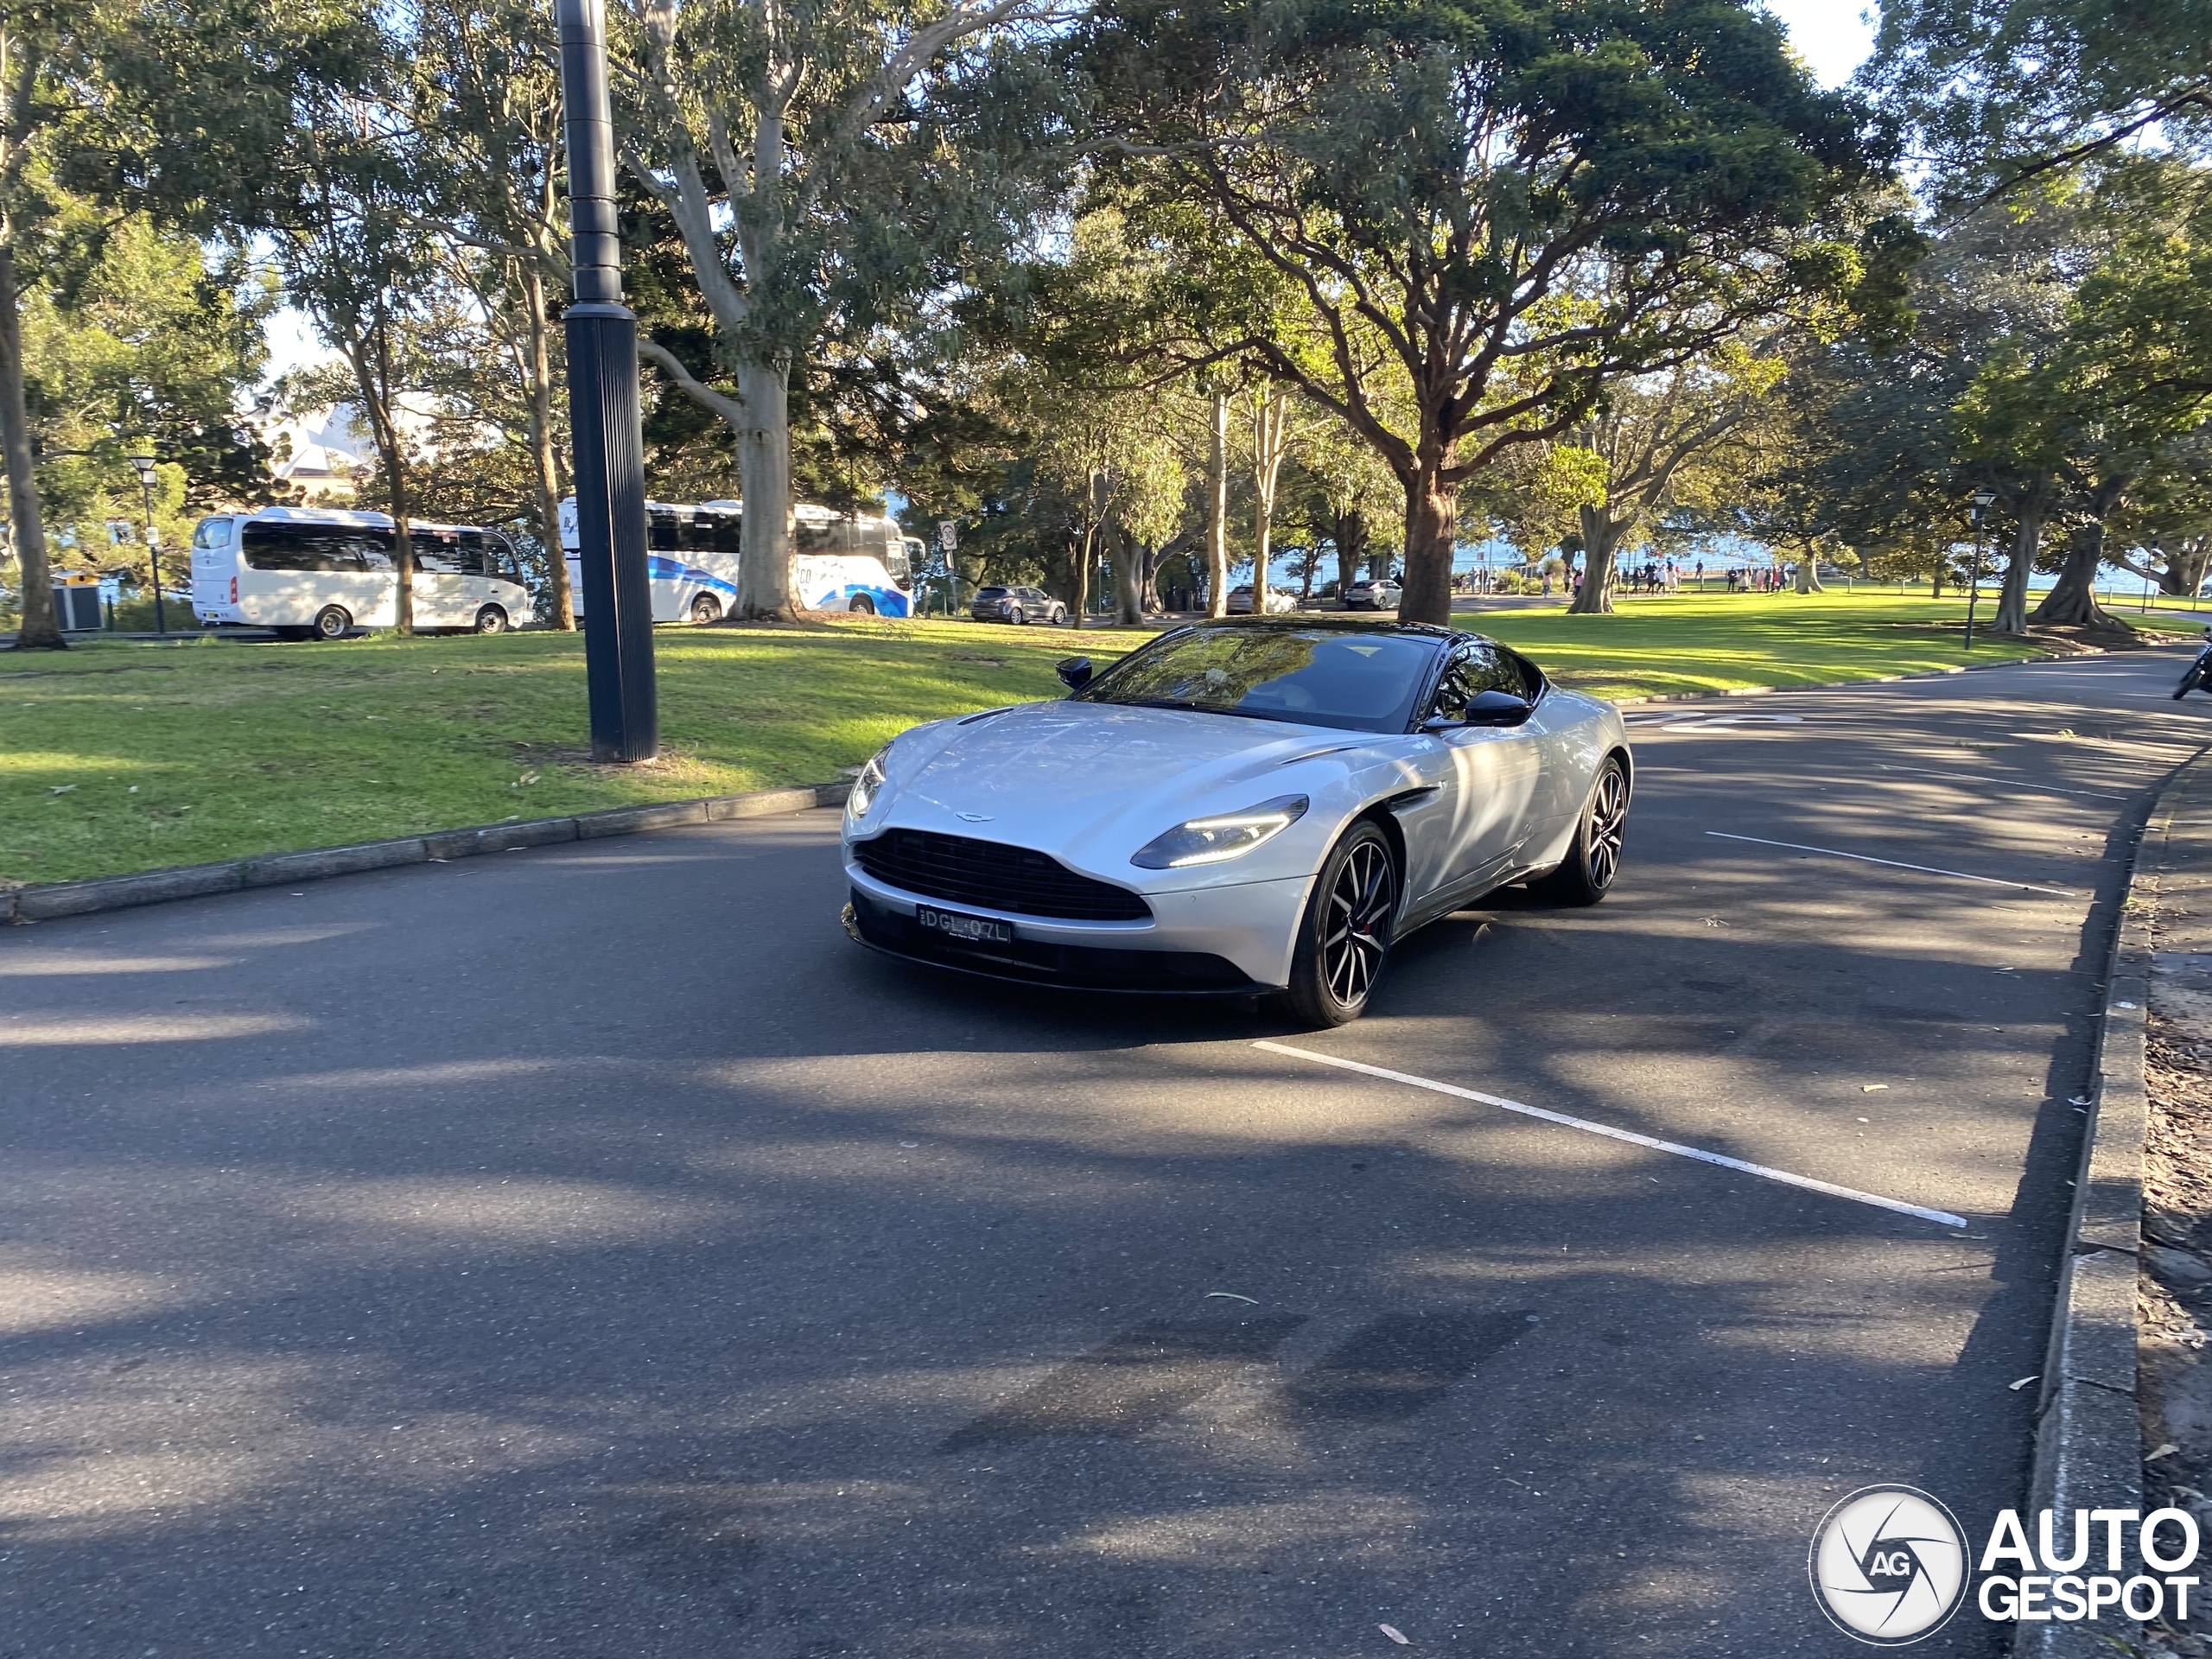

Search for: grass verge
xmin=0 ymin=594 xmax=2154 ymax=887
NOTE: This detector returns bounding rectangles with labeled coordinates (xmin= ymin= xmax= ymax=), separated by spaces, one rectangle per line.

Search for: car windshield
xmin=1074 ymin=625 xmax=1439 ymax=732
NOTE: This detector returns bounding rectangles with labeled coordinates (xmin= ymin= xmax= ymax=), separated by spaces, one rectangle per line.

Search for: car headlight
xmin=848 ymin=746 xmax=892 ymax=818
xmin=1131 ymin=795 xmax=1308 ymax=869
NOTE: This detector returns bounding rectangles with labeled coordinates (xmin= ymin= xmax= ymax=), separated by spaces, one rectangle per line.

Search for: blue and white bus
xmin=561 ymin=498 xmax=921 ymax=622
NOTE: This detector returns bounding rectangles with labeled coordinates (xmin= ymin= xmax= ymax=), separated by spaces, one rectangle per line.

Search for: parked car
xmin=970 ymin=584 xmax=1066 ymax=626
xmin=1225 ymin=583 xmax=1297 ymax=614
xmin=1342 ymin=576 xmax=1403 ymax=611
xmin=839 ymin=617 xmax=1630 ymax=1027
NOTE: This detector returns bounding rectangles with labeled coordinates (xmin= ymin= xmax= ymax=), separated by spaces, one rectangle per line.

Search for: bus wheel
xmin=473 ymin=605 xmax=508 ymax=635
xmin=849 ymin=594 xmax=876 ymax=615
xmin=690 ymin=594 xmax=721 ymax=625
xmin=312 ymin=607 xmax=352 ymax=641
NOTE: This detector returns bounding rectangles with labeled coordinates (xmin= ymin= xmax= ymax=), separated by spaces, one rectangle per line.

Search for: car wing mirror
xmin=1057 ymin=655 xmax=1094 ymax=690
xmin=1467 ymin=690 xmax=1533 ymax=726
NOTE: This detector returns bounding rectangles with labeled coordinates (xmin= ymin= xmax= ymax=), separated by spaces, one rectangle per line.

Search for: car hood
xmin=863 ymin=699 xmax=1385 ymax=872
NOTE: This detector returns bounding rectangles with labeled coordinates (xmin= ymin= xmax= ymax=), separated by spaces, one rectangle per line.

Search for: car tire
xmin=1529 ymin=756 xmax=1630 ymax=906
xmin=1274 ymin=820 xmax=1399 ymax=1028
xmin=473 ymin=605 xmax=509 ymax=635
xmin=312 ymin=606 xmax=352 ymax=641
xmin=849 ymin=594 xmax=877 ymax=616
xmin=690 ymin=593 xmax=722 ymax=625
xmin=1008 ymin=607 xmax=1025 ymax=626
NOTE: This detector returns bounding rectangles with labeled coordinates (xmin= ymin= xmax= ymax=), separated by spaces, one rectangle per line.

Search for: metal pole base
xmin=566 ymin=302 xmax=658 ymax=763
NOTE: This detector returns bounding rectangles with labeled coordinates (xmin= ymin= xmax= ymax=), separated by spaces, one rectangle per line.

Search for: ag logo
xmin=1809 ymin=1485 xmax=1969 ymax=1646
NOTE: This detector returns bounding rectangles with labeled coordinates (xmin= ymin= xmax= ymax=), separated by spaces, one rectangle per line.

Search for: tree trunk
xmin=1106 ymin=518 xmax=1142 ymax=625
xmin=2031 ymin=519 xmax=2128 ymax=630
xmin=734 ymin=353 xmax=796 ymax=620
xmin=1333 ymin=509 xmax=1366 ymax=597
xmin=1566 ymin=505 xmax=1621 ymax=615
xmin=1205 ymin=389 xmax=1230 ymax=618
xmin=523 ymin=265 xmax=574 ymax=629
xmin=1794 ymin=551 xmax=1825 ymax=594
xmin=0 ymin=244 xmax=60 ymax=648
xmin=1929 ymin=563 xmax=1944 ymax=601
xmin=1991 ymin=496 xmax=2048 ymax=634
xmin=1071 ymin=518 xmax=1095 ymax=630
xmin=1399 ymin=459 xmax=1457 ymax=626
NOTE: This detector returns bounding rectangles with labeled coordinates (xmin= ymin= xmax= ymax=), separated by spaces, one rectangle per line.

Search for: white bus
xmin=190 ymin=507 xmax=535 ymax=640
xmin=560 ymin=497 xmax=922 ymax=622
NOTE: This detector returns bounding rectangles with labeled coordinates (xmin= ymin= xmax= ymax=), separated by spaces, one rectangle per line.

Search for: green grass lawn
xmin=0 ymin=593 xmax=2160 ymax=887
xmin=1460 ymin=589 xmax=2070 ymax=702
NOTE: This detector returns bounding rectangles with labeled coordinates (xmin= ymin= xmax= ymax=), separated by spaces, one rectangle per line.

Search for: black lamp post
xmin=126 ymin=455 xmax=165 ymax=636
xmin=1965 ymin=488 xmax=1996 ymax=650
xmin=556 ymin=0 xmax=657 ymax=762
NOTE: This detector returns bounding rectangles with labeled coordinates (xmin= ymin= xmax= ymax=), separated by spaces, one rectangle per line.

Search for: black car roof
xmin=1177 ymin=615 xmax=1486 ymax=646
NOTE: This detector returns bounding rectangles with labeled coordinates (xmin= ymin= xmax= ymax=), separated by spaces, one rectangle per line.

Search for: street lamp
xmin=1965 ymin=488 xmax=1997 ymax=651
xmin=556 ymin=0 xmax=658 ymax=762
xmin=126 ymin=455 xmax=165 ymax=636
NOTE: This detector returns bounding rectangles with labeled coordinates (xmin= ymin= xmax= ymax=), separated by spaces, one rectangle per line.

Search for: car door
xmin=1503 ymin=646 xmax=1601 ymax=842
xmin=1416 ymin=644 xmax=1546 ymax=895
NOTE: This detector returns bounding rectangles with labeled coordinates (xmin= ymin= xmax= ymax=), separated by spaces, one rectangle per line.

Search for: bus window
xmin=244 ymin=524 xmax=388 ymax=572
xmin=884 ymin=538 xmax=910 ymax=584
xmin=193 ymin=518 xmax=234 ymax=550
xmin=708 ymin=510 xmax=742 ymax=553
xmin=648 ymin=508 xmax=683 ymax=551
xmin=467 ymin=532 xmax=519 ymax=581
xmin=677 ymin=517 xmax=723 ymax=554
xmin=794 ymin=518 xmax=836 ymax=555
xmin=413 ymin=531 xmax=477 ymax=575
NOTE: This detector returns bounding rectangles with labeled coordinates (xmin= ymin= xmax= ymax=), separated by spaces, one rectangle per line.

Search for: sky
xmin=257 ymin=5 xmax=1884 ymax=385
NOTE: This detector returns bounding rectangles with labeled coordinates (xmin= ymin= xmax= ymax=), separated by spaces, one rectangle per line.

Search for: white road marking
xmin=1253 ymin=1041 xmax=1969 ymax=1230
xmin=1873 ymin=765 xmax=2135 ymax=802
xmin=1704 ymin=831 xmax=2077 ymax=895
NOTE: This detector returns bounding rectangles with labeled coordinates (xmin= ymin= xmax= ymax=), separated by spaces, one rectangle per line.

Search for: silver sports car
xmin=840 ymin=617 xmax=1630 ymax=1026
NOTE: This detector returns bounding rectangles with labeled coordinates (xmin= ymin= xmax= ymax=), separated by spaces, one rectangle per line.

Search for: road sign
xmin=938 ymin=520 xmax=957 ymax=552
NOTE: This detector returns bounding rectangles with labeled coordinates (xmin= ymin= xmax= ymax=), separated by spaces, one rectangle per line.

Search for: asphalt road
xmin=4 ymin=646 xmax=2208 ymax=1658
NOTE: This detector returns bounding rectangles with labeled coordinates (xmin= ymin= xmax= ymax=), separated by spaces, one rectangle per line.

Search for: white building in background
xmin=258 ymin=403 xmax=441 ymax=502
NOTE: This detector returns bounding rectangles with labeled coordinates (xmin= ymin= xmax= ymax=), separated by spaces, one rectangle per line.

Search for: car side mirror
xmin=1057 ymin=656 xmax=1093 ymax=690
xmin=1466 ymin=689 xmax=1533 ymax=726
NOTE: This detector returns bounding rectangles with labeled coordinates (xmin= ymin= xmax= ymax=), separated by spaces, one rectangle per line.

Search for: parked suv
xmin=970 ymin=584 xmax=1065 ymax=626
xmin=1343 ymin=575 xmax=1403 ymax=611
xmin=1225 ymin=583 xmax=1297 ymax=614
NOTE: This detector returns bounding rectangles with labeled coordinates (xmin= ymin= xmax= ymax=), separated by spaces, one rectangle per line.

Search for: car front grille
xmin=852 ymin=829 xmax=1152 ymax=921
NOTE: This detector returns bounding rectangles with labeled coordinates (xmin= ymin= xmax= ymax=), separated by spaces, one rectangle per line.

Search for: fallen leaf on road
xmin=1205 ymin=1291 xmax=1259 ymax=1305
xmin=1379 ymin=1625 xmax=1410 ymax=1646
xmin=1862 ymin=1084 xmax=1888 ymax=1092
xmin=2151 ymin=1443 xmax=2180 ymax=1461
xmin=2009 ymin=1375 xmax=2039 ymax=1391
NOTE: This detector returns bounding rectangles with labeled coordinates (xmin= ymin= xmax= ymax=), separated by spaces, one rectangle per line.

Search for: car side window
xmin=1427 ymin=645 xmax=1521 ymax=723
xmin=1427 ymin=646 xmax=1481 ymax=722
xmin=1498 ymin=646 xmax=1546 ymax=702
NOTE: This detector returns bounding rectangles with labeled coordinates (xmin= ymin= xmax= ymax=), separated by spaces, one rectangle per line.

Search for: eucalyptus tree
xmin=414 ymin=0 xmax=577 ymax=626
xmin=1073 ymin=0 xmax=1897 ymax=625
xmin=611 ymin=0 xmax=1066 ymax=620
xmin=1552 ymin=345 xmax=1783 ymax=613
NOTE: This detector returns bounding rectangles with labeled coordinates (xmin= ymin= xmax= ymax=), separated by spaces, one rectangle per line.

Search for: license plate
xmin=915 ymin=904 xmax=1013 ymax=944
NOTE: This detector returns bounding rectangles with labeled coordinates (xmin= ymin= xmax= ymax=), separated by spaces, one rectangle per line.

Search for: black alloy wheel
xmin=312 ymin=606 xmax=352 ymax=641
xmin=1530 ymin=756 xmax=1629 ymax=906
xmin=1277 ymin=821 xmax=1398 ymax=1028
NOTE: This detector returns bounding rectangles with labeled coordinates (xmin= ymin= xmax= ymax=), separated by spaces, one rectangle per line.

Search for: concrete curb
xmin=2012 ymin=753 xmax=2209 ymax=1657
xmin=4 ymin=781 xmax=853 ymax=925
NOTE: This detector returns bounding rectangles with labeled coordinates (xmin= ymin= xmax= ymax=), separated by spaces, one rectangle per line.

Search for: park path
xmin=1 ymin=646 xmax=2203 ymax=1657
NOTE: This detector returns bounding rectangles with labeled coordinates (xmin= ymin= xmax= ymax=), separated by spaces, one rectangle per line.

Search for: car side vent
xmin=853 ymin=830 xmax=1152 ymax=921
